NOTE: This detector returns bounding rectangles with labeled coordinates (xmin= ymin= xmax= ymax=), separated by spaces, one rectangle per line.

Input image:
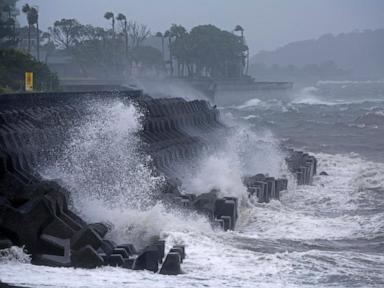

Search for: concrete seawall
xmin=0 ymin=90 xmax=316 ymax=273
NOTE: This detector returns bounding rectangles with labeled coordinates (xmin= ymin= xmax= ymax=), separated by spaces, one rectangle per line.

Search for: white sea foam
xmin=0 ymin=246 xmax=30 ymax=264
xmin=241 ymin=114 xmax=259 ymax=120
xmin=235 ymin=98 xmax=262 ymax=109
xmin=181 ymin=125 xmax=288 ymax=201
xmin=317 ymin=80 xmax=384 ymax=85
xmin=40 ymin=99 xmax=166 ymax=247
xmin=4 ymin=86 xmax=384 ymax=287
xmin=291 ymin=87 xmax=337 ymax=106
xmin=2 ymin=152 xmax=384 ymax=287
xmin=240 ymin=152 xmax=384 ymax=240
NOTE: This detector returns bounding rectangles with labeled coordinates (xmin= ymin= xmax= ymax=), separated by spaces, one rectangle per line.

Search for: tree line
xmin=1 ymin=2 xmax=249 ymax=81
xmin=163 ymin=24 xmax=248 ymax=78
xmin=42 ymin=17 xmax=249 ymax=79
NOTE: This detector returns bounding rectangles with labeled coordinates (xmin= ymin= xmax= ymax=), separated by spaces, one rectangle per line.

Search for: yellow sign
xmin=25 ymin=72 xmax=33 ymax=91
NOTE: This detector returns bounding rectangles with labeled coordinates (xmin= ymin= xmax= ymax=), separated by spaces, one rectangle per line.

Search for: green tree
xmin=188 ymin=25 xmax=247 ymax=78
xmin=22 ymin=5 xmax=39 ymax=57
xmin=0 ymin=48 xmax=59 ymax=92
xmin=0 ymin=4 xmax=17 ymax=48
xmin=116 ymin=13 xmax=128 ymax=57
xmin=168 ymin=24 xmax=188 ymax=76
xmin=131 ymin=45 xmax=163 ymax=70
xmin=127 ymin=21 xmax=150 ymax=48
xmin=22 ymin=4 xmax=32 ymax=53
xmin=234 ymin=25 xmax=244 ymax=39
xmin=104 ymin=12 xmax=115 ymax=39
xmin=49 ymin=18 xmax=82 ymax=49
xmin=234 ymin=25 xmax=248 ymax=75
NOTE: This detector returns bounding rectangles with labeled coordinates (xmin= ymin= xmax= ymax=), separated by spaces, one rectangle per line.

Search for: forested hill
xmin=251 ymin=28 xmax=384 ymax=79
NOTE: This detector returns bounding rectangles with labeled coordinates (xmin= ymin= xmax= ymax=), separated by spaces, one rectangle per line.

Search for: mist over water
xmin=132 ymin=78 xmax=211 ymax=102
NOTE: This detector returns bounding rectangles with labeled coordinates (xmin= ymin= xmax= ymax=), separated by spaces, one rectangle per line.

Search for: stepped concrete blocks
xmin=193 ymin=191 xmax=217 ymax=218
xmin=34 ymin=234 xmax=71 ymax=267
xmin=173 ymin=245 xmax=185 ymax=260
xmin=169 ymin=247 xmax=184 ymax=263
xmin=42 ymin=217 xmax=75 ymax=239
xmin=112 ymin=247 xmax=130 ymax=259
xmin=0 ymin=153 xmax=7 ymax=176
xmin=0 ymin=198 xmax=56 ymax=254
xmin=266 ymin=178 xmax=276 ymax=201
xmin=104 ymin=254 xmax=125 ymax=267
xmin=214 ymin=198 xmax=237 ymax=230
xmin=71 ymin=245 xmax=104 ymax=268
xmin=122 ymin=258 xmax=135 ymax=269
xmin=154 ymin=240 xmax=165 ymax=262
xmin=257 ymin=182 xmax=268 ymax=203
xmin=99 ymin=239 xmax=116 ymax=256
xmin=223 ymin=197 xmax=238 ymax=220
xmin=159 ymin=252 xmax=182 ymax=275
xmin=0 ymin=237 xmax=13 ymax=250
xmin=32 ymin=181 xmax=70 ymax=214
xmin=59 ymin=211 xmax=84 ymax=232
xmin=133 ymin=246 xmax=159 ymax=273
xmin=214 ymin=218 xmax=225 ymax=230
xmin=220 ymin=216 xmax=232 ymax=231
xmin=0 ymin=91 xmax=316 ymax=274
xmin=70 ymin=226 xmax=103 ymax=251
xmin=88 ymin=223 xmax=109 ymax=238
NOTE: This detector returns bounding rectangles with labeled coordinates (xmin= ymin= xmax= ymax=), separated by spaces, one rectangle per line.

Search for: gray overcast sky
xmin=17 ymin=0 xmax=384 ymax=55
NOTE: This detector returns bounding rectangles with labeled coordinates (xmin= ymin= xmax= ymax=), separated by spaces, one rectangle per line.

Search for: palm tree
xmin=234 ymin=25 xmax=248 ymax=76
xmin=104 ymin=12 xmax=115 ymax=39
xmin=22 ymin=4 xmax=31 ymax=53
xmin=116 ymin=13 xmax=128 ymax=57
xmin=22 ymin=4 xmax=39 ymax=60
xmin=234 ymin=25 xmax=244 ymax=40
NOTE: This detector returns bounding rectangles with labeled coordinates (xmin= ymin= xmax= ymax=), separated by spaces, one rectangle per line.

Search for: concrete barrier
xmin=0 ymin=90 xmax=316 ymax=273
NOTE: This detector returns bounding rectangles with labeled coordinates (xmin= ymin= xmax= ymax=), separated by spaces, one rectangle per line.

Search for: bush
xmin=0 ymin=49 xmax=59 ymax=92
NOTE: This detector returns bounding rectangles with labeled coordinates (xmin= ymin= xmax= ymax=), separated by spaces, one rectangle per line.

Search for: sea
xmin=1 ymin=80 xmax=384 ymax=288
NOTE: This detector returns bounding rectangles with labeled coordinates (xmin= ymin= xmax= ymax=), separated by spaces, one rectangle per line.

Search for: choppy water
xmin=1 ymin=81 xmax=384 ymax=288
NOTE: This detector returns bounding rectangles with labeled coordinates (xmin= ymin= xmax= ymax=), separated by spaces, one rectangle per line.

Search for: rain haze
xmin=17 ymin=0 xmax=384 ymax=53
xmin=2 ymin=1 xmax=384 ymax=288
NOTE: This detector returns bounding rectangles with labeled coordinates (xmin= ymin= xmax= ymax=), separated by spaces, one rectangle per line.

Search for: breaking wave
xmin=2 ymin=152 xmax=384 ymax=288
xmin=291 ymin=86 xmax=337 ymax=105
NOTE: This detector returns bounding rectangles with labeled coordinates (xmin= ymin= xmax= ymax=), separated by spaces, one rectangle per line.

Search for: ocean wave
xmin=291 ymin=87 xmax=337 ymax=106
xmin=354 ymin=109 xmax=384 ymax=126
xmin=317 ymin=80 xmax=384 ymax=85
xmin=239 ymin=152 xmax=384 ymax=240
xmin=235 ymin=98 xmax=262 ymax=109
xmin=1 ymin=152 xmax=384 ymax=287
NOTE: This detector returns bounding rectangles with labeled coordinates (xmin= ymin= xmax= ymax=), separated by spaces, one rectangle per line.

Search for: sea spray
xmin=39 ymin=98 xmax=218 ymax=248
xmin=43 ymin=99 xmax=163 ymax=209
xmin=132 ymin=77 xmax=210 ymax=102
xmin=39 ymin=99 xmax=176 ymax=246
xmin=81 ymin=200 xmax=214 ymax=249
xmin=291 ymin=86 xmax=336 ymax=105
xmin=181 ymin=124 xmax=289 ymax=198
xmin=0 ymin=247 xmax=31 ymax=264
